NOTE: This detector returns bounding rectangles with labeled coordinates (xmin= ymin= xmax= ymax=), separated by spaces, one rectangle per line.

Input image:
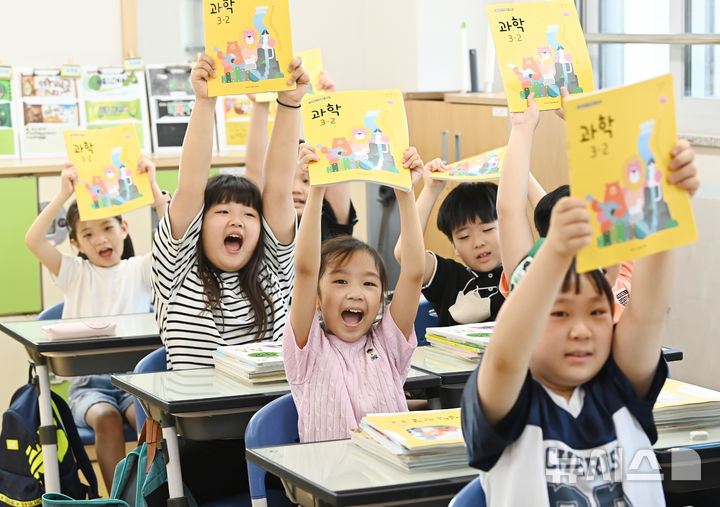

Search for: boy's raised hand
xmin=511 ymin=92 xmax=540 ymax=131
xmin=60 ymin=162 xmax=79 ymax=199
xmin=298 ymin=143 xmax=320 ymax=170
xmin=277 ymin=57 xmax=310 ymax=106
xmin=545 ymin=196 xmax=593 ymax=258
xmin=190 ymin=54 xmax=217 ymax=99
xmin=668 ymin=139 xmax=700 ymax=197
xmin=402 ymin=147 xmax=424 ymax=188
xmin=423 ymin=158 xmax=448 ymax=194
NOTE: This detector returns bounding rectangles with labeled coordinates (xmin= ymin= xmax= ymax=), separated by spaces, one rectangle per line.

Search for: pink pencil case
xmin=41 ymin=321 xmax=117 ymax=340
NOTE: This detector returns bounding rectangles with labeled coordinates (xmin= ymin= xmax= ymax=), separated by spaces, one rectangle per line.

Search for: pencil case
xmin=41 ymin=321 xmax=117 ymax=340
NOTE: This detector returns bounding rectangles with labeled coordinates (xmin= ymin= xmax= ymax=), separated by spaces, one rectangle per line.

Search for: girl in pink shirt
xmin=283 ymin=149 xmax=426 ymax=442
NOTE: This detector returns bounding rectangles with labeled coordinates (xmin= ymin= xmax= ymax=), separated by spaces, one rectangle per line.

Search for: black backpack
xmin=0 ymin=365 xmax=99 ymax=506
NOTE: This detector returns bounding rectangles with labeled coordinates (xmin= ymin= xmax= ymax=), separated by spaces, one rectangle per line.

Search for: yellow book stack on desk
xmin=212 ymin=341 xmax=286 ymax=384
xmin=350 ymin=409 xmax=467 ymax=470
xmin=654 ymin=379 xmax=720 ymax=430
xmin=424 ymin=322 xmax=495 ymax=362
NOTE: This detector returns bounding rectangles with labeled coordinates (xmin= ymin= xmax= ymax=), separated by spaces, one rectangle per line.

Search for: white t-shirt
xmin=52 ymin=253 xmax=153 ymax=318
xmin=152 ymin=208 xmax=295 ymax=370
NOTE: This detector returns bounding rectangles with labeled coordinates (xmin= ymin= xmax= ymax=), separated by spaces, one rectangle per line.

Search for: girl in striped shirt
xmin=283 ymin=153 xmax=426 ymax=442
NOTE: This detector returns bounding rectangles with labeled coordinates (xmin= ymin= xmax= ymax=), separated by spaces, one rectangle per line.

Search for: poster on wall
xmin=79 ymin=66 xmax=152 ymax=152
xmin=0 ymin=67 xmax=19 ymax=159
xmin=215 ymin=94 xmax=275 ymax=152
xmin=146 ymin=64 xmax=217 ymax=156
xmin=17 ymin=69 xmax=82 ymax=158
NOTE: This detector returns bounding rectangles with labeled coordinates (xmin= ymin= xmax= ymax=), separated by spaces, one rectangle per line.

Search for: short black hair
xmin=534 ymin=184 xmax=569 ymax=237
xmin=437 ymin=182 xmax=498 ymax=241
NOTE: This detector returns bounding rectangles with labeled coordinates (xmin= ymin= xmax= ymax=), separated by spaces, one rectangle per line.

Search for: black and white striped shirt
xmin=152 ymin=209 xmax=295 ymax=370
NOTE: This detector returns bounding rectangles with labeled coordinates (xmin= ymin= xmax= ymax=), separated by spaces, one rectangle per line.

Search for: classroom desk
xmin=111 ymin=367 xmax=442 ymax=506
xmin=246 ymin=424 xmax=720 ymax=507
xmin=247 ymin=439 xmax=477 ymax=507
xmin=0 ymin=313 xmax=160 ymax=493
xmin=411 ymin=345 xmax=685 ymax=408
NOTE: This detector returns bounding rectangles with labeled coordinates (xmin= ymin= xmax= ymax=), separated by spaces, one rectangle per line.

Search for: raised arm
xmin=262 ymin=57 xmax=310 ymax=244
xmin=137 ymin=155 xmax=168 ymax=220
xmin=613 ymin=139 xmax=699 ymax=397
xmin=244 ymin=98 xmax=270 ymax=191
xmin=393 ymin=158 xmax=447 ymax=285
xmin=498 ymin=93 xmax=540 ymax=276
xmin=168 ymin=54 xmax=217 ymax=239
xmin=477 ymin=197 xmax=592 ymax=424
xmin=289 ymin=185 xmax=325 ymax=348
xmin=389 ymin=148 xmax=425 ymax=338
xmin=25 ymin=163 xmax=76 ymax=276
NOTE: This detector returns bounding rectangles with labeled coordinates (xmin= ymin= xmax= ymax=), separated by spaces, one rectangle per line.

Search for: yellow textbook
xmin=487 ymin=0 xmax=593 ymax=112
xmin=296 ymin=48 xmax=324 ymax=95
xmin=64 ymin=124 xmax=152 ymax=221
xmin=204 ymin=0 xmax=294 ymax=96
xmin=429 ymin=146 xmax=506 ymax=182
xmin=565 ymin=73 xmax=697 ymax=273
xmin=360 ymin=409 xmax=464 ymax=451
xmin=216 ymin=95 xmax=275 ymax=150
xmin=302 ymin=90 xmax=410 ymax=190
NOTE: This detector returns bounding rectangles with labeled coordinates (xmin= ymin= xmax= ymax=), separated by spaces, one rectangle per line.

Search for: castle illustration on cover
xmin=315 ymin=109 xmax=399 ymax=175
xmin=508 ymin=22 xmax=584 ymax=101
xmin=82 ymin=146 xmax=143 ymax=209
xmin=587 ymin=120 xmax=677 ymax=248
xmin=213 ymin=5 xmax=284 ymax=84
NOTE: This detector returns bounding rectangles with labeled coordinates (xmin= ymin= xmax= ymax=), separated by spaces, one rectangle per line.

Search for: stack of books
xmin=654 ymin=378 xmax=720 ymax=429
xmin=424 ymin=323 xmax=495 ymax=362
xmin=212 ymin=342 xmax=286 ymax=384
xmin=350 ymin=409 xmax=467 ymax=470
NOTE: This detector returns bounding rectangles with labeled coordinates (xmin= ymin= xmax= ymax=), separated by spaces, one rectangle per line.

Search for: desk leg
xmin=161 ymin=422 xmax=188 ymax=507
xmin=36 ymin=364 xmax=61 ymax=493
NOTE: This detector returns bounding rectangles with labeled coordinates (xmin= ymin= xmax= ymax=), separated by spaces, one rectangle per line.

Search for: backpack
xmin=110 ymin=418 xmax=197 ymax=507
xmin=0 ymin=365 xmax=99 ymax=506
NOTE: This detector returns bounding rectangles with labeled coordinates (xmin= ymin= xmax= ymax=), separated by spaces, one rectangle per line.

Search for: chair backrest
xmin=132 ymin=347 xmax=167 ymax=434
xmin=37 ymin=302 xmax=64 ymax=321
xmin=449 ymin=477 xmax=485 ymax=507
xmin=244 ymin=394 xmax=298 ymax=505
xmin=414 ymin=299 xmax=438 ymax=346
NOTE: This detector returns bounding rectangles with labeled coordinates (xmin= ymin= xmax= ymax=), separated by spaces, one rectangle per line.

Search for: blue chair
xmin=414 ymin=299 xmax=438 ymax=346
xmin=37 ymin=302 xmax=137 ymax=445
xmin=132 ymin=347 xmax=167 ymax=434
xmin=449 ymin=477 xmax=486 ymax=507
xmin=37 ymin=302 xmax=64 ymax=320
xmin=245 ymin=394 xmax=298 ymax=507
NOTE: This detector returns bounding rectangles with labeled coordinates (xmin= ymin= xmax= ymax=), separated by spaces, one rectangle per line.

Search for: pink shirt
xmin=283 ymin=306 xmax=417 ymax=443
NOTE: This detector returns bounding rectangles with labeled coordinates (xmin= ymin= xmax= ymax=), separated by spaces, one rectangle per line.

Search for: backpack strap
xmin=50 ymin=390 xmax=100 ymax=499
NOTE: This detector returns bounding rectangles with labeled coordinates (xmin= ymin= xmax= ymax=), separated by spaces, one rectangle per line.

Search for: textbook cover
xmin=425 ymin=322 xmax=495 ymax=349
xmin=654 ymin=378 xmax=720 ymax=428
xmin=215 ymin=94 xmax=275 ymax=151
xmin=302 ymin=89 xmax=411 ymax=191
xmin=214 ymin=341 xmax=284 ymax=368
xmin=64 ymin=124 xmax=152 ymax=221
xmin=296 ymin=48 xmax=324 ymax=95
xmin=359 ymin=409 xmax=464 ymax=452
xmin=486 ymin=0 xmax=593 ymax=112
xmin=428 ymin=146 xmax=506 ymax=182
xmin=204 ymin=0 xmax=294 ymax=96
xmin=565 ymin=73 xmax=697 ymax=273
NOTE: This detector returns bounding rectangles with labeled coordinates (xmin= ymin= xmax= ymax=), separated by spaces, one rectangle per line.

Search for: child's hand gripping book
xmin=302 ymin=89 xmax=411 ymax=191
xmin=64 ymin=124 xmax=152 ymax=221
xmin=203 ymin=0 xmax=294 ymax=96
xmin=565 ymin=73 xmax=697 ymax=273
xmin=428 ymin=146 xmax=507 ymax=182
xmin=487 ymin=0 xmax=593 ymax=112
